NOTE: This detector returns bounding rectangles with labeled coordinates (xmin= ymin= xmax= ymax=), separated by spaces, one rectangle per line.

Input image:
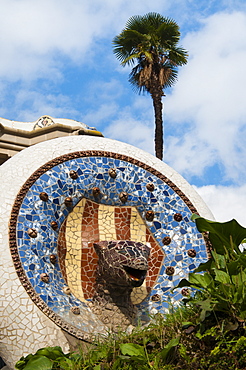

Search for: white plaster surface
xmin=0 ymin=116 xmax=92 ymax=131
xmin=0 ymin=135 xmax=213 ymax=369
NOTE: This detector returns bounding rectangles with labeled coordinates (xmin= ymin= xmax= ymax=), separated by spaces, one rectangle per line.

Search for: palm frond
xmin=168 ymin=47 xmax=188 ymax=65
xmin=140 ymin=13 xmax=174 ymax=30
xmin=113 ymin=29 xmax=151 ymax=64
xmin=157 ymin=22 xmax=180 ymax=45
xmin=113 ymin=12 xmax=188 ymax=92
xmin=121 ymin=53 xmax=141 ymax=66
xmin=129 ymin=72 xmax=148 ymax=94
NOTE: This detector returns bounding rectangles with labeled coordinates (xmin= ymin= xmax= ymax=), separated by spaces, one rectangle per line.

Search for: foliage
xmin=113 ymin=12 xmax=188 ymax=160
xmin=15 ymin=346 xmax=81 ymax=370
xmin=199 ymin=335 xmax=246 ymax=370
xmin=16 ymin=216 xmax=246 ymax=369
xmin=176 ymin=215 xmax=246 ymax=324
xmin=15 ymin=307 xmax=246 ymax=369
xmin=113 ymin=13 xmax=187 ymax=92
xmin=113 ymin=12 xmax=188 ymax=92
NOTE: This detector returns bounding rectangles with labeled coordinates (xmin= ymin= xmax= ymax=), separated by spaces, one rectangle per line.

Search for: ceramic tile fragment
xmin=0 ymin=135 xmax=213 ymax=370
xmin=12 ymin=153 xmax=209 ymax=324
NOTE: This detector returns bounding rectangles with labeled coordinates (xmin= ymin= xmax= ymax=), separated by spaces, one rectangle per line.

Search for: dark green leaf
xmin=15 ymin=359 xmax=27 ymax=369
xmin=56 ymin=357 xmax=77 ymax=370
xmin=195 ymin=259 xmax=214 ymax=273
xmin=192 ymin=216 xmax=246 ymax=254
xmin=36 ymin=346 xmax=64 ymax=360
xmin=227 ymin=261 xmax=240 ymax=275
xmin=159 ymin=337 xmax=180 ymax=362
xmin=22 ymin=356 xmax=53 ymax=370
xmin=238 ymin=254 xmax=246 ymax=267
xmin=90 ymin=347 xmax=109 ymax=363
xmin=182 ymin=321 xmax=195 ymax=329
xmin=175 ymin=278 xmax=192 ymax=288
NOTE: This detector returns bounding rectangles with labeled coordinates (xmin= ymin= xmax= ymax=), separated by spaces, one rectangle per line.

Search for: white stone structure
xmin=0 ymin=135 xmax=213 ymax=369
xmin=0 ymin=115 xmax=102 ymax=165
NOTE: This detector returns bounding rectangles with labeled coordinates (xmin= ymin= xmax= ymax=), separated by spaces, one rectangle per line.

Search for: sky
xmin=0 ymin=0 xmax=246 ymax=226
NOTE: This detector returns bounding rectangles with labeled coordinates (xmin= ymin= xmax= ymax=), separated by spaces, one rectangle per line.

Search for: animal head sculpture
xmin=93 ymin=240 xmax=150 ymax=288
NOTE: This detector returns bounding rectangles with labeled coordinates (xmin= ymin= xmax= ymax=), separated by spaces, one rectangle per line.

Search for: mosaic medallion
xmin=33 ymin=115 xmax=55 ymax=130
xmin=9 ymin=151 xmax=208 ymax=339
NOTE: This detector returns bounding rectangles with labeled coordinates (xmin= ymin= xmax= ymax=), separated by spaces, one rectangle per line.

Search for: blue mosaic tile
xmin=15 ymin=155 xmax=208 ymax=328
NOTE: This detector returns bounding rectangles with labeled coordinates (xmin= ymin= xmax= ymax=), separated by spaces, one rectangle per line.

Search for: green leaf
xmin=188 ymin=272 xmax=213 ymax=288
xmin=238 ymin=310 xmax=246 ymax=319
xmin=215 ymin=270 xmax=231 ymax=284
xmin=120 ymin=343 xmax=146 ymax=358
xmin=238 ymin=254 xmax=246 ymax=268
xmin=22 ymin=356 xmax=53 ymax=370
xmin=227 ymin=261 xmax=240 ymax=275
xmin=192 ymin=216 xmax=246 ymax=254
xmin=159 ymin=337 xmax=180 ymax=362
xmin=182 ymin=322 xmax=194 ymax=329
xmin=36 ymin=346 xmax=64 ymax=360
xmin=175 ymin=278 xmax=192 ymax=288
xmin=57 ymin=357 xmax=77 ymax=370
xmin=211 ymin=251 xmax=226 ymax=270
xmin=232 ymin=283 xmax=244 ymax=304
xmin=15 ymin=359 xmax=27 ymax=369
xmin=178 ymin=343 xmax=191 ymax=362
xmin=93 ymin=365 xmax=101 ymax=370
xmin=195 ymin=259 xmax=214 ymax=273
xmin=118 ymin=355 xmax=131 ymax=360
xmin=194 ymin=298 xmax=214 ymax=312
xmin=90 ymin=347 xmax=109 ymax=363
xmin=15 ymin=354 xmax=48 ymax=370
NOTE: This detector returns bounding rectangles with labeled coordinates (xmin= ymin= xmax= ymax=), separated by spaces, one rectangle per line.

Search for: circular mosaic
xmin=9 ymin=151 xmax=208 ymax=339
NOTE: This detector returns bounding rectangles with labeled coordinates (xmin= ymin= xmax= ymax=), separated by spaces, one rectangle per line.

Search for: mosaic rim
xmin=9 ymin=150 xmax=205 ymax=340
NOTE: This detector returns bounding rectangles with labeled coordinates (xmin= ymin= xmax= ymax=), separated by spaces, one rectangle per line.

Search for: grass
xmin=63 ymin=302 xmax=246 ymax=370
xmin=15 ymin=300 xmax=246 ymax=370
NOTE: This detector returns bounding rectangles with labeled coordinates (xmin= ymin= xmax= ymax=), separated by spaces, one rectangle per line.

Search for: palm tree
xmin=113 ymin=12 xmax=188 ymax=160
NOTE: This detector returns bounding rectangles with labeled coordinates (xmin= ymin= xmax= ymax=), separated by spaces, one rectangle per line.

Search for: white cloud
xmin=1 ymin=0 xmax=217 ymax=83
xmin=0 ymin=0 xmax=171 ymax=82
xmin=194 ymin=184 xmax=246 ymax=227
xmin=165 ymin=11 xmax=246 ymax=183
xmin=82 ymin=103 xmax=119 ymax=128
xmin=1 ymin=0 xmax=246 ymax=189
xmin=12 ymin=89 xmax=79 ymax=121
xmin=104 ymin=108 xmax=154 ymax=155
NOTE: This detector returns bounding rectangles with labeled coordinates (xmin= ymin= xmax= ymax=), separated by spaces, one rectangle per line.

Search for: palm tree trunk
xmin=152 ymin=92 xmax=163 ymax=160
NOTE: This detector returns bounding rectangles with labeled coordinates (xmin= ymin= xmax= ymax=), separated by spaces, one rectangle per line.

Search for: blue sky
xmin=1 ymin=0 xmax=246 ymax=226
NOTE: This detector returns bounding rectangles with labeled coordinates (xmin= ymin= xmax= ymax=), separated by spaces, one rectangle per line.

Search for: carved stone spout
xmin=89 ymin=240 xmax=150 ymax=331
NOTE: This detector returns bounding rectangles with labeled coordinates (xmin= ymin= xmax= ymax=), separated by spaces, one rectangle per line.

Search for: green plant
xmin=113 ymin=336 xmax=180 ymax=369
xmin=199 ymin=336 xmax=246 ymax=369
xmin=113 ymin=12 xmax=188 ymax=160
xmin=176 ymin=215 xmax=246 ymax=324
xmin=15 ymin=303 xmax=246 ymax=369
xmin=15 ymin=217 xmax=246 ymax=369
xmin=15 ymin=346 xmax=81 ymax=370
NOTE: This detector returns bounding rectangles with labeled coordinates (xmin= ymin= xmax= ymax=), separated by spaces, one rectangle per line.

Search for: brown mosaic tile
xmin=115 ymin=207 xmax=131 ymax=240
xmin=57 ymin=220 xmax=68 ymax=285
xmin=81 ymin=200 xmax=99 ymax=299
